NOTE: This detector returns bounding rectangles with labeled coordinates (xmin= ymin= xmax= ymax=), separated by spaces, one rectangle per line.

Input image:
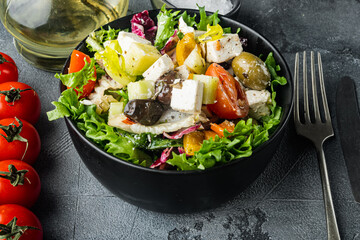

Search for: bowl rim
xmin=61 ymin=8 xmax=294 ymax=175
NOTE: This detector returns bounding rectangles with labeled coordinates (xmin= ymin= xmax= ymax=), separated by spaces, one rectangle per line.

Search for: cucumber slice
xmin=192 ymin=74 xmax=219 ymax=104
xmin=109 ymin=102 xmax=125 ymax=118
xmin=127 ymin=80 xmax=155 ymax=100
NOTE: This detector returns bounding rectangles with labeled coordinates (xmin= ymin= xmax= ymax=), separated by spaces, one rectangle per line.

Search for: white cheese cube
xmin=117 ymin=32 xmax=151 ymax=55
xmin=175 ymin=65 xmax=191 ymax=80
xmin=178 ymin=17 xmax=205 ymax=37
xmin=170 ymin=80 xmax=204 ymax=114
xmin=179 ymin=17 xmax=195 ymax=35
xmin=206 ymin=34 xmax=243 ymax=63
xmin=245 ymin=90 xmax=272 ymax=120
xmin=142 ymin=54 xmax=174 ymax=81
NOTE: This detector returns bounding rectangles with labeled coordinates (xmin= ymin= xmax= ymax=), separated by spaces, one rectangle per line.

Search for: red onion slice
xmin=163 ymin=123 xmax=201 ymax=140
xmin=150 ymin=147 xmax=174 ymax=168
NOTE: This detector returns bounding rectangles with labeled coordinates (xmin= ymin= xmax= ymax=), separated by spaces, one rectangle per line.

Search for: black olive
xmin=158 ymin=71 xmax=176 ymax=84
xmin=155 ymin=80 xmax=173 ymax=105
xmin=124 ymin=99 xmax=164 ymax=126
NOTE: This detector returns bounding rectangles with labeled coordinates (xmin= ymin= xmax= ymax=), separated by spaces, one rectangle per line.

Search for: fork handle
xmin=316 ymin=143 xmax=341 ymax=240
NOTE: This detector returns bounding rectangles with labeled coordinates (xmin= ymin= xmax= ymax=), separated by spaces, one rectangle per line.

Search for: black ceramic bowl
xmin=61 ymin=9 xmax=293 ymax=213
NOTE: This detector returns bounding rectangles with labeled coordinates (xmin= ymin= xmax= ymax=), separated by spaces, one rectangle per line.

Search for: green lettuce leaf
xmin=167 ymin=120 xmax=256 ymax=171
xmin=86 ymin=26 xmax=123 ymax=52
xmin=54 ymin=58 xmax=96 ymax=96
xmin=154 ymin=5 xmax=180 ymax=50
xmin=180 ymin=11 xmax=197 ymax=27
xmin=47 ymin=88 xmax=85 ymax=121
xmin=120 ymin=132 xmax=182 ymax=151
xmin=196 ymin=5 xmax=220 ymax=31
xmin=265 ymin=52 xmax=287 ymax=87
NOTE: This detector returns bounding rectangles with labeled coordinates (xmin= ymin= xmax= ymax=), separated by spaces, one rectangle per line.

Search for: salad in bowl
xmin=48 ymin=5 xmax=287 ymax=171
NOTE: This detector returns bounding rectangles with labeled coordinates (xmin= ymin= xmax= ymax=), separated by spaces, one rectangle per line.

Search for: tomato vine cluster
xmin=0 ymin=52 xmax=43 ymax=240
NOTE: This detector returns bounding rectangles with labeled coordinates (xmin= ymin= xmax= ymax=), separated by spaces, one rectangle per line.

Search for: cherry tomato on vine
xmin=0 ymin=118 xmax=41 ymax=165
xmin=206 ymin=63 xmax=249 ymax=119
xmin=0 ymin=204 xmax=43 ymax=240
xmin=67 ymin=50 xmax=96 ymax=99
xmin=0 ymin=82 xmax=41 ymax=125
xmin=0 ymin=53 xmax=18 ymax=84
xmin=0 ymin=160 xmax=41 ymax=208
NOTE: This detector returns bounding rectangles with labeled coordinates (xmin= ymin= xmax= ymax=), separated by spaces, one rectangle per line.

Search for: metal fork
xmin=294 ymin=51 xmax=341 ymax=240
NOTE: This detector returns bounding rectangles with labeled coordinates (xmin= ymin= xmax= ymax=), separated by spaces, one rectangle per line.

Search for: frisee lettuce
xmin=154 ymin=5 xmax=181 ymax=50
xmin=196 ymin=4 xmax=220 ymax=31
xmin=180 ymin=11 xmax=197 ymax=27
xmin=86 ymin=26 xmax=123 ymax=52
xmin=178 ymin=5 xmax=221 ymax=31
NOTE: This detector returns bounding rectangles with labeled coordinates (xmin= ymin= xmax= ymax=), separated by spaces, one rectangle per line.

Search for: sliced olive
xmin=124 ymin=99 xmax=164 ymax=126
xmin=232 ymin=52 xmax=271 ymax=90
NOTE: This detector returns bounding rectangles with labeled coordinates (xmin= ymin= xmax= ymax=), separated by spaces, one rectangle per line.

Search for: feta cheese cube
xmin=206 ymin=34 xmax=243 ymax=63
xmin=178 ymin=17 xmax=205 ymax=37
xmin=117 ymin=32 xmax=151 ymax=55
xmin=179 ymin=17 xmax=195 ymax=35
xmin=142 ymin=54 xmax=174 ymax=81
xmin=171 ymin=80 xmax=204 ymax=113
xmin=245 ymin=90 xmax=272 ymax=120
xmin=175 ymin=65 xmax=191 ymax=80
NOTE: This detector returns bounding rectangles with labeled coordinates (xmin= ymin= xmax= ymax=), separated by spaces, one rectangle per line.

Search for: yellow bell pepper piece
xmin=183 ymin=131 xmax=205 ymax=156
xmin=198 ymin=24 xmax=224 ymax=43
xmin=176 ymin=32 xmax=196 ymax=66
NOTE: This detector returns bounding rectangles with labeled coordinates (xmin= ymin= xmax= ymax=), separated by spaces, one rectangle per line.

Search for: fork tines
xmin=294 ymin=51 xmax=332 ymax=125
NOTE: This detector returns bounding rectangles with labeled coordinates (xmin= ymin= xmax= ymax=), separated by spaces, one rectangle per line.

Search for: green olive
xmin=232 ymin=52 xmax=271 ymax=90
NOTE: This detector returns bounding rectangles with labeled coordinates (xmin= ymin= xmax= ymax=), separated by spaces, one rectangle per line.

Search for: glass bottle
xmin=0 ymin=0 xmax=129 ymax=71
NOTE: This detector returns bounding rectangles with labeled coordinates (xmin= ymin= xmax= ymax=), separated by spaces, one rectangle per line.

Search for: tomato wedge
xmin=68 ymin=50 xmax=96 ymax=98
xmin=205 ymin=63 xmax=249 ymax=119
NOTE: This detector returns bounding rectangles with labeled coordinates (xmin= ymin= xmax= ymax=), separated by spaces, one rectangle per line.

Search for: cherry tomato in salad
xmin=0 ymin=82 xmax=41 ymax=125
xmin=205 ymin=63 xmax=249 ymax=119
xmin=0 ymin=204 xmax=43 ymax=240
xmin=0 ymin=118 xmax=41 ymax=165
xmin=68 ymin=50 xmax=96 ymax=98
xmin=0 ymin=160 xmax=41 ymax=208
xmin=0 ymin=53 xmax=18 ymax=84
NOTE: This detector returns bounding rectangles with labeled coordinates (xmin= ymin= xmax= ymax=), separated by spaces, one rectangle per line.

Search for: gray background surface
xmin=1 ymin=0 xmax=360 ymax=239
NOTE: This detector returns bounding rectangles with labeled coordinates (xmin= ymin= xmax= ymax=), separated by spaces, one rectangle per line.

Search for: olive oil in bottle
xmin=0 ymin=0 xmax=129 ymax=71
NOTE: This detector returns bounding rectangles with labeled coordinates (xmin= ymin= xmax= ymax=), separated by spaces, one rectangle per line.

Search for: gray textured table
xmin=1 ymin=0 xmax=360 ymax=239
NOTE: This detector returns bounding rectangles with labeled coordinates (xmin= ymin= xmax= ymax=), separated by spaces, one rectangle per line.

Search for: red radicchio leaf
xmin=163 ymin=124 xmax=201 ymax=140
xmin=160 ymin=29 xmax=179 ymax=55
xmin=178 ymin=147 xmax=185 ymax=154
xmin=150 ymin=147 xmax=174 ymax=168
xmin=131 ymin=10 xmax=157 ymax=43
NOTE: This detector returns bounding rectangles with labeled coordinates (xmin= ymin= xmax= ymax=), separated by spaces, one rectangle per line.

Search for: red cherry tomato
xmin=0 ymin=160 xmax=41 ymax=208
xmin=0 ymin=118 xmax=41 ymax=165
xmin=206 ymin=63 xmax=249 ymax=119
xmin=0 ymin=82 xmax=41 ymax=125
xmin=0 ymin=53 xmax=18 ymax=84
xmin=67 ymin=50 xmax=96 ymax=99
xmin=0 ymin=204 xmax=43 ymax=240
